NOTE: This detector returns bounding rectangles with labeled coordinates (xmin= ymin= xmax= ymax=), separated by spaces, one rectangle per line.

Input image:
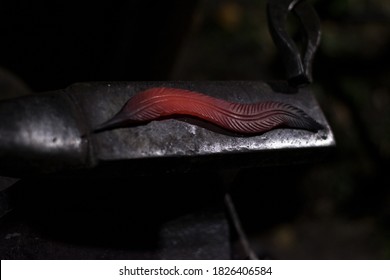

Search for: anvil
xmin=0 ymin=81 xmax=334 ymax=177
xmin=0 ymin=0 xmax=334 ymax=177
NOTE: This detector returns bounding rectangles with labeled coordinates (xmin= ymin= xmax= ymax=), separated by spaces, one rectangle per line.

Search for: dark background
xmin=0 ymin=0 xmax=389 ymax=259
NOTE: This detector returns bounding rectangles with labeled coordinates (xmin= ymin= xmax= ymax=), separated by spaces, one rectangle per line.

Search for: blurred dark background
xmin=0 ymin=0 xmax=389 ymax=259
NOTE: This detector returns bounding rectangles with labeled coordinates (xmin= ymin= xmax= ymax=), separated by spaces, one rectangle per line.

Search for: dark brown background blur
xmin=0 ymin=0 xmax=389 ymax=259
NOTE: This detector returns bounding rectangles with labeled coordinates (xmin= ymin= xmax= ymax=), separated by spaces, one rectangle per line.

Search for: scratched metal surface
xmin=0 ymin=93 xmax=89 ymax=176
xmin=0 ymin=81 xmax=335 ymax=176
xmin=70 ymin=81 xmax=334 ymax=170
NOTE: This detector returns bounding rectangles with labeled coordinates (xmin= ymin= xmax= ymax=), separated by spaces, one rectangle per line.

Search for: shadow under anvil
xmin=1 ymin=172 xmax=229 ymax=259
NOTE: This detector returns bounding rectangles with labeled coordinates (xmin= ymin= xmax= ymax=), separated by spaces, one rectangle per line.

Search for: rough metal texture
xmin=77 ymin=81 xmax=334 ymax=172
xmin=0 ymin=81 xmax=334 ymax=176
xmin=0 ymin=93 xmax=89 ymax=176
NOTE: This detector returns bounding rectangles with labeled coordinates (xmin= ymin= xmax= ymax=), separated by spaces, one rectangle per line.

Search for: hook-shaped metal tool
xmin=267 ymin=0 xmax=321 ymax=86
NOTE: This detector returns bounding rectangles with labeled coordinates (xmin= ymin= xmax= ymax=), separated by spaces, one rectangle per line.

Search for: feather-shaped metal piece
xmin=95 ymin=87 xmax=323 ymax=134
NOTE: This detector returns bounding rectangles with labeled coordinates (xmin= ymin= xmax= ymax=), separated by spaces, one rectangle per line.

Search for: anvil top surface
xmin=72 ymin=81 xmax=334 ymax=165
xmin=0 ymin=81 xmax=335 ymax=176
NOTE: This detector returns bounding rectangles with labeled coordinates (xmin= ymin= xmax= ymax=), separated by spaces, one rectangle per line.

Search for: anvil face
xmin=0 ymin=81 xmax=334 ymax=176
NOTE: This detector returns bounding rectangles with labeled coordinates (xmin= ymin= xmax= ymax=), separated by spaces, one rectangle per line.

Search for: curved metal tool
xmin=267 ymin=0 xmax=321 ymax=86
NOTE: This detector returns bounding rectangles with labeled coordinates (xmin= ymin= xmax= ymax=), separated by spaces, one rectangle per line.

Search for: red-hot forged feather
xmin=95 ymin=87 xmax=323 ymax=134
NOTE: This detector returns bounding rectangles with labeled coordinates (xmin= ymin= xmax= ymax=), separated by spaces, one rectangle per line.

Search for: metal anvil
xmin=0 ymin=81 xmax=334 ymax=177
